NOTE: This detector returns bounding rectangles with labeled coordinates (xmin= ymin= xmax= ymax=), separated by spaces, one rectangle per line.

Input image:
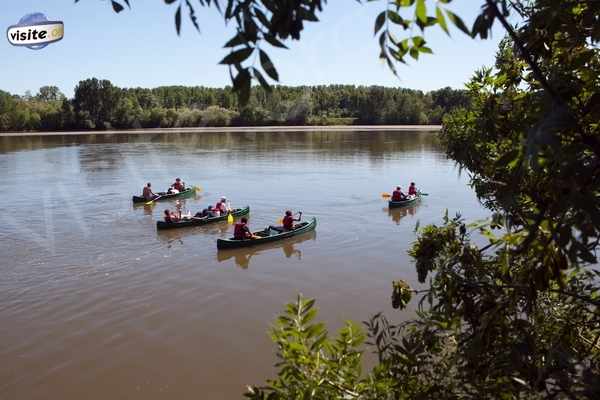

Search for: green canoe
xmin=132 ymin=187 xmax=195 ymax=204
xmin=217 ymin=217 xmax=317 ymax=250
xmin=157 ymin=206 xmax=250 ymax=230
xmin=388 ymin=194 xmax=420 ymax=208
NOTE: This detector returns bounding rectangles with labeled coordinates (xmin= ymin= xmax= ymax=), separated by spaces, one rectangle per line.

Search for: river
xmin=0 ymin=130 xmax=488 ymax=399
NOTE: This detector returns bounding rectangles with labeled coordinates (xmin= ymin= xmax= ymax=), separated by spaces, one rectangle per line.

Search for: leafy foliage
xmin=244 ymin=1 xmax=600 ymax=399
xmin=0 ymin=81 xmax=466 ymax=131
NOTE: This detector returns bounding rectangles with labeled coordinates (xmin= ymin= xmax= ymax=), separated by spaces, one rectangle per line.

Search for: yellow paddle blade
xmin=192 ymin=185 xmax=202 ymax=192
xmin=227 ymin=213 xmax=234 ymax=224
xmin=145 ymin=199 xmax=155 ymax=205
xmin=381 ymin=192 xmax=391 ymax=198
xmin=277 ymin=218 xmax=283 ymax=224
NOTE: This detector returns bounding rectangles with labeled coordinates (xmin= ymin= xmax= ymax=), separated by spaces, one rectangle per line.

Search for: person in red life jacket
xmin=392 ymin=186 xmax=407 ymax=201
xmin=215 ymin=196 xmax=231 ymax=215
xmin=169 ymin=178 xmax=185 ymax=193
xmin=163 ymin=209 xmax=180 ymax=223
xmin=142 ymin=182 xmax=157 ymax=201
xmin=233 ymin=217 xmax=258 ymax=240
xmin=270 ymin=211 xmax=302 ymax=233
xmin=408 ymin=182 xmax=418 ymax=196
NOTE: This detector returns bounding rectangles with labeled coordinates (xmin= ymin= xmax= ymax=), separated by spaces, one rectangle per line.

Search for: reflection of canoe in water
xmin=156 ymin=207 xmax=250 ymax=230
xmin=217 ymin=217 xmax=317 ymax=250
xmin=387 ymin=203 xmax=418 ymax=224
xmin=132 ymin=187 xmax=195 ymax=204
xmin=388 ymin=194 xmax=420 ymax=208
xmin=217 ymin=230 xmax=316 ymax=268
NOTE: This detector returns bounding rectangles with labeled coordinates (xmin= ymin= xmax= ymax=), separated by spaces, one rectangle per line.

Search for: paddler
xmin=408 ymin=182 xmax=418 ymax=196
xmin=163 ymin=209 xmax=180 ymax=223
xmin=215 ymin=196 xmax=231 ymax=214
xmin=169 ymin=178 xmax=185 ymax=194
xmin=392 ymin=186 xmax=407 ymax=201
xmin=233 ymin=217 xmax=259 ymax=240
xmin=142 ymin=182 xmax=157 ymax=201
xmin=270 ymin=210 xmax=302 ymax=233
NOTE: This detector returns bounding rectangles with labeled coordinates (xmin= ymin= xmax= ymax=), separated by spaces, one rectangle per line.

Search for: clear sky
xmin=0 ymin=0 xmax=504 ymax=97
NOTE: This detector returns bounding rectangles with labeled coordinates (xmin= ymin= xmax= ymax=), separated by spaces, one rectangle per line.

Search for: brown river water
xmin=0 ymin=130 xmax=488 ymax=399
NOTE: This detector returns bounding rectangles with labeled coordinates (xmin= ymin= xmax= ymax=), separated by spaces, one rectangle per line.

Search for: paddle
xmin=227 ymin=212 xmax=234 ymax=224
xmin=145 ymin=195 xmax=162 ymax=205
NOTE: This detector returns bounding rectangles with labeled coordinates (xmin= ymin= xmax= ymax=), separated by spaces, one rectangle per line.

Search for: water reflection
xmin=216 ymin=231 xmax=317 ymax=269
xmin=0 ymin=131 xmax=445 ymax=163
xmin=0 ymin=129 xmax=491 ymax=400
xmin=386 ymin=204 xmax=419 ymax=225
xmin=156 ymin=220 xmax=231 ymax=244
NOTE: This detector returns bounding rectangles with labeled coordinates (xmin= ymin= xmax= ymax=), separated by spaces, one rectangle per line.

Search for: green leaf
xmin=374 ymin=11 xmax=386 ymax=35
xmin=409 ymin=47 xmax=419 ymax=60
xmin=175 ymin=4 xmax=182 ymax=35
xmin=415 ymin=0 xmax=427 ymax=24
xmin=259 ymin=50 xmax=279 ymax=81
xmin=219 ymin=47 xmax=254 ymax=65
xmin=111 ymin=1 xmax=124 ymax=13
xmin=254 ymin=8 xmax=271 ymax=29
xmin=252 ymin=68 xmax=272 ymax=92
xmin=185 ymin=0 xmax=200 ymax=33
xmin=412 ymin=36 xmax=424 ymax=47
xmin=387 ymin=11 xmax=408 ymax=29
xmin=298 ymin=7 xmax=318 ymax=22
xmin=224 ymin=32 xmax=246 ymax=48
xmin=445 ymin=9 xmax=470 ymax=35
xmin=264 ymin=34 xmax=288 ymax=49
xmin=436 ymin=6 xmax=449 ymax=35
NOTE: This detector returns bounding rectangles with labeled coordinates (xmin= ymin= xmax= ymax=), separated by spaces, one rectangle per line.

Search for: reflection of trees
xmin=0 ymin=130 xmax=443 ymax=162
xmin=0 ymin=131 xmax=447 ymax=185
xmin=216 ymin=230 xmax=316 ymax=269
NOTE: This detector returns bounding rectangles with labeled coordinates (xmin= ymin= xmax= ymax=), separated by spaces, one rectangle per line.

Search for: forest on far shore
xmin=0 ymin=79 xmax=469 ymax=132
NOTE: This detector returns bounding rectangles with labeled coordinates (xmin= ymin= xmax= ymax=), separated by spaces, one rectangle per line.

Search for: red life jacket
xmin=408 ymin=186 xmax=417 ymax=196
xmin=234 ymin=222 xmax=247 ymax=240
xmin=215 ymin=202 xmax=226 ymax=212
xmin=392 ymin=190 xmax=403 ymax=201
xmin=173 ymin=182 xmax=184 ymax=191
xmin=283 ymin=215 xmax=294 ymax=230
xmin=164 ymin=213 xmax=172 ymax=223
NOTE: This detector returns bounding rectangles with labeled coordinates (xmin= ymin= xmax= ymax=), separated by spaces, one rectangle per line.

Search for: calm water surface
xmin=0 ymin=130 xmax=487 ymax=399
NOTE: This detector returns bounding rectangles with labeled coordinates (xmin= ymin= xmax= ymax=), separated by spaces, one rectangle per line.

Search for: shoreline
xmin=0 ymin=125 xmax=441 ymax=137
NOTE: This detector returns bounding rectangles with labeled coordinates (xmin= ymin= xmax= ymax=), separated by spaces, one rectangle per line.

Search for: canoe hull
xmin=388 ymin=195 xmax=419 ymax=208
xmin=217 ymin=217 xmax=317 ymax=250
xmin=132 ymin=188 xmax=194 ymax=204
xmin=388 ymin=195 xmax=421 ymax=208
xmin=156 ymin=207 xmax=250 ymax=230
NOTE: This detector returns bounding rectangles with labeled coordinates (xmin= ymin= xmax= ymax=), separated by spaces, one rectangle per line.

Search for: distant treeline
xmin=0 ymin=79 xmax=469 ymax=132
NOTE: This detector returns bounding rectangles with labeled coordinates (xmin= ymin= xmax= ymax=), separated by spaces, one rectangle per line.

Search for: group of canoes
xmin=132 ymin=178 xmax=317 ymax=249
xmin=133 ymin=178 xmax=423 ymax=249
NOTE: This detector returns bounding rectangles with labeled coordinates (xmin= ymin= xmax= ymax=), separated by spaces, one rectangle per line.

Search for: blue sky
xmin=0 ymin=0 xmax=504 ymax=97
